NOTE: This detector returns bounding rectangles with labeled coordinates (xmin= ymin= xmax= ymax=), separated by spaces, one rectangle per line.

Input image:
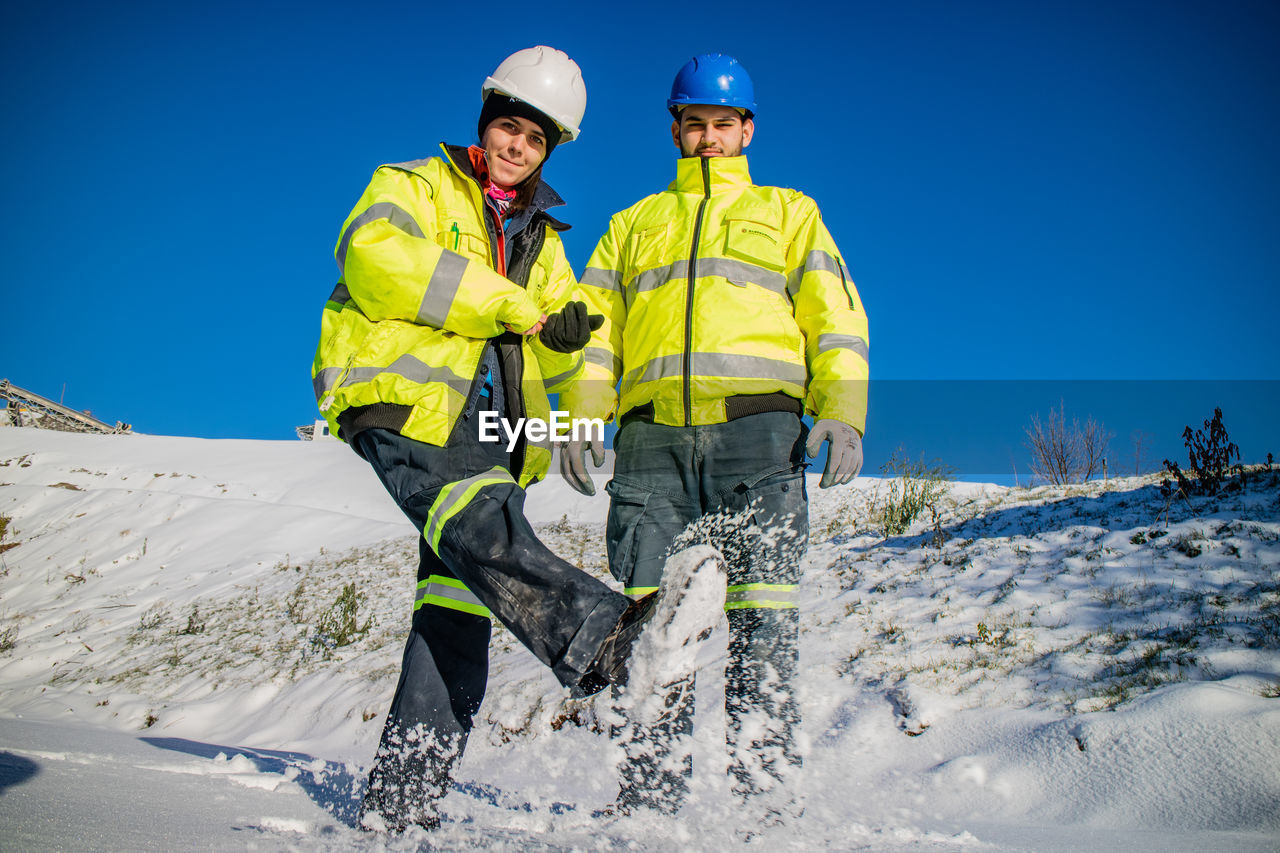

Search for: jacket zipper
xmin=683 ymin=157 xmax=711 ymax=428
xmin=484 ymin=199 xmax=507 ymax=277
xmin=502 ymin=220 xmax=545 ymax=479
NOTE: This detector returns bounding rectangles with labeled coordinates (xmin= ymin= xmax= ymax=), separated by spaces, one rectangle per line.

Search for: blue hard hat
xmin=667 ymin=54 xmax=756 ymax=118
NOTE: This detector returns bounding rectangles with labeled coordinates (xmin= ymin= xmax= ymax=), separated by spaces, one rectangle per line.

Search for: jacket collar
xmin=671 ymin=154 xmax=753 ymax=195
xmin=441 ymin=143 xmax=568 ymax=225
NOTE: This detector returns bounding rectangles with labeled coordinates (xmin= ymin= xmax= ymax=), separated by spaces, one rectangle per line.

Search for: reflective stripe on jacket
xmin=311 ymin=143 xmax=584 ymax=486
xmin=561 ymin=155 xmax=869 ymax=432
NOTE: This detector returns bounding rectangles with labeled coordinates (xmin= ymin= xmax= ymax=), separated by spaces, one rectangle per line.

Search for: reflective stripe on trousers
xmin=416 ymin=574 xmax=491 ymax=619
xmin=725 ymin=582 xmax=798 ymax=610
xmin=424 ymin=467 xmax=516 ymax=554
xmin=625 ymin=582 xmax=799 ymax=611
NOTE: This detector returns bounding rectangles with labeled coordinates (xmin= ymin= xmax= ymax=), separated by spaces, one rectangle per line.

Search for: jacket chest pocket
xmin=436 ymin=211 xmax=490 ymax=264
xmin=626 ymin=221 xmax=672 ymax=280
xmin=723 ymin=211 xmax=785 ymax=273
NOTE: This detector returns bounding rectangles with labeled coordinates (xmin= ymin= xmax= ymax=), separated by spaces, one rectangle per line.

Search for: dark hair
xmin=511 ymin=164 xmax=543 ymax=213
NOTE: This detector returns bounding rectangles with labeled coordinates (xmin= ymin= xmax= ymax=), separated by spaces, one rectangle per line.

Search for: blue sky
xmin=3 ymin=0 xmax=1277 ymax=478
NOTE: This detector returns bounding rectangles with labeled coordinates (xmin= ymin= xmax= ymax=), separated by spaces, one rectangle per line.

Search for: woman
xmin=311 ymin=46 xmax=636 ymax=832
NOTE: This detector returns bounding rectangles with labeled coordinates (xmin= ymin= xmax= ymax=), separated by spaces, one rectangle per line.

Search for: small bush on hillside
xmin=1163 ymin=407 xmax=1242 ymax=496
xmin=176 ymin=603 xmax=205 ymax=636
xmin=876 ymin=450 xmax=953 ymax=536
xmin=286 ymin=580 xmax=306 ymax=623
xmin=311 ymin=582 xmax=373 ymax=656
xmin=0 ymin=515 xmax=16 ymax=557
xmin=136 ymin=605 xmax=168 ymax=633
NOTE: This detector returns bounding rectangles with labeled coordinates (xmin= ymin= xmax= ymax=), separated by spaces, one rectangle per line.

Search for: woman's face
xmin=481 ymin=115 xmax=548 ymax=187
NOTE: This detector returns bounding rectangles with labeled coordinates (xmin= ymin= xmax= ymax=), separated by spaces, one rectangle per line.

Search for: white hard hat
xmin=482 ymin=46 xmax=586 ymax=143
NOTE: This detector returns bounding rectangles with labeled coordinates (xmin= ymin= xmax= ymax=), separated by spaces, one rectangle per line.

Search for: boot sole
xmin=616 ymin=544 xmax=726 ymax=724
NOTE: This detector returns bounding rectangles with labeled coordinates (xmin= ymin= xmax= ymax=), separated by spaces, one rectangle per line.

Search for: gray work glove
xmin=806 ymin=418 xmax=864 ymax=488
xmin=561 ymin=436 xmax=606 ymax=496
xmin=539 ymin=301 xmax=604 ymax=353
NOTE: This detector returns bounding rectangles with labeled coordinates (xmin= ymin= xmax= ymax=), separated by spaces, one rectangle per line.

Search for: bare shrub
xmin=1025 ymin=400 xmax=1112 ymax=485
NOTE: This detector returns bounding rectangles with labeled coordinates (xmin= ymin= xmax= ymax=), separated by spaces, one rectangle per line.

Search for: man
xmin=312 ymin=47 xmax=723 ymax=833
xmin=561 ymin=53 xmax=869 ymax=817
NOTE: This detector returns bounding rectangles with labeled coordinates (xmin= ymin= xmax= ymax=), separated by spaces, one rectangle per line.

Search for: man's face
xmin=481 ymin=115 xmax=548 ymax=187
xmin=671 ymin=104 xmax=754 ymax=158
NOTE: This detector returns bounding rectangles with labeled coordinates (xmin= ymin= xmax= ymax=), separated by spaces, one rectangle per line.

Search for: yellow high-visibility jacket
xmin=561 ymin=155 xmax=869 ymax=432
xmin=311 ymin=144 xmax=585 ymax=486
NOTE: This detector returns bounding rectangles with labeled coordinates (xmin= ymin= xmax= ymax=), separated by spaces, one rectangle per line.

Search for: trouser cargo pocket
xmin=605 ymin=476 xmax=697 ymax=593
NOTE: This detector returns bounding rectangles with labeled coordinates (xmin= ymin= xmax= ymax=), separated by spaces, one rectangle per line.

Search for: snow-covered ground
xmin=1 ymin=426 xmax=1277 ymax=851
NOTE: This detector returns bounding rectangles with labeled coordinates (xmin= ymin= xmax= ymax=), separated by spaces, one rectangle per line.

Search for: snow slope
xmin=1 ymin=427 xmax=1277 ymax=851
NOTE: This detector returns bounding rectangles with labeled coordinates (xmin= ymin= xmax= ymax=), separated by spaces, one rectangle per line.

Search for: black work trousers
xmin=354 ymin=403 xmax=629 ymax=828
